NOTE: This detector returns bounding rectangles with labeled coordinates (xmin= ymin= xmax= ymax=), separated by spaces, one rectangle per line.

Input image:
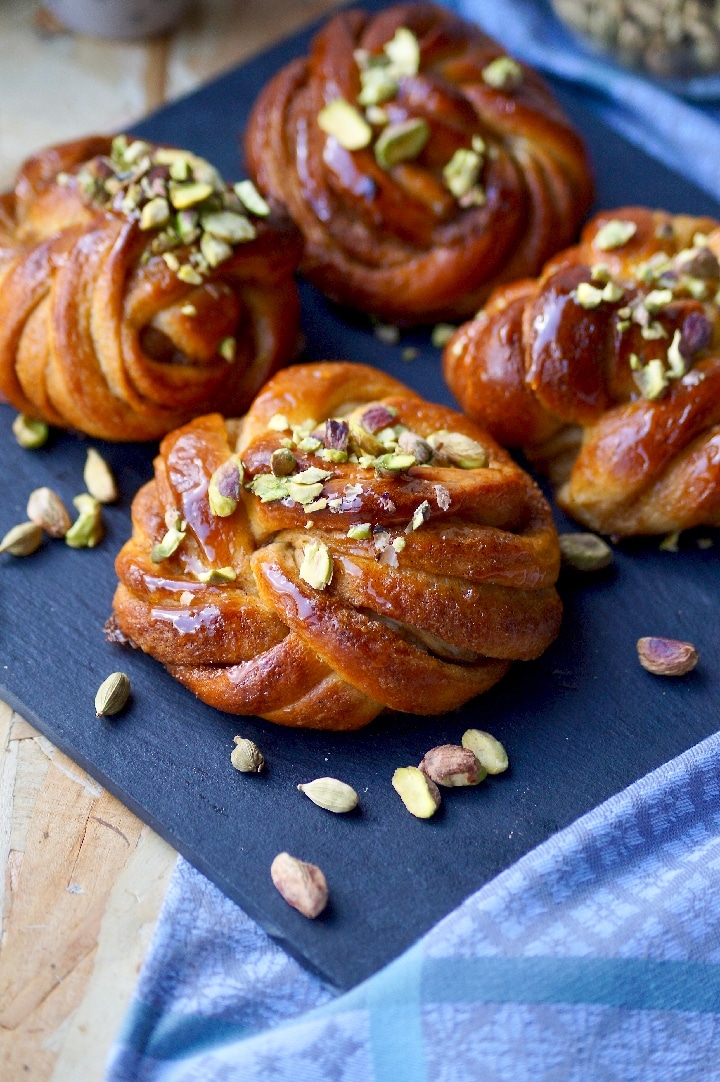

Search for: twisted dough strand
xmin=445 ymin=207 xmax=720 ymax=537
xmin=0 ymin=137 xmax=301 ymax=441
xmin=111 ymin=362 xmax=562 ymax=729
xmin=245 ymin=2 xmax=593 ymax=325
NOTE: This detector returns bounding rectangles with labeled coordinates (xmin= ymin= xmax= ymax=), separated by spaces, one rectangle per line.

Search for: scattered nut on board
xmin=297 ymin=777 xmax=359 ymax=813
xmin=462 ymin=729 xmax=509 ymax=775
xmin=637 ymin=636 xmax=699 ymax=676
xmin=392 ymin=765 xmax=441 ymax=818
xmin=270 ymin=852 xmax=328 ymax=918
xmin=418 ymin=745 xmax=481 ymax=787
xmin=230 ymin=737 xmax=265 ymax=773
xmin=95 ymin=672 xmax=131 ymax=717
xmin=558 ymin=532 xmax=613 ymax=571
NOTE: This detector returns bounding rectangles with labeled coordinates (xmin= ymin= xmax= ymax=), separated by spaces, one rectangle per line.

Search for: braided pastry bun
xmin=0 ymin=135 xmax=302 ymax=441
xmin=244 ymin=2 xmax=593 ymax=326
xmin=444 ymin=207 xmax=720 ymax=538
xmin=110 ymin=361 xmax=562 ymax=730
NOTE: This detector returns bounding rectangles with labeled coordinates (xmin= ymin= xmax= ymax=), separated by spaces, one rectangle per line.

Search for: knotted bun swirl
xmin=0 ymin=136 xmax=301 ymax=441
xmin=111 ymin=361 xmax=562 ymax=729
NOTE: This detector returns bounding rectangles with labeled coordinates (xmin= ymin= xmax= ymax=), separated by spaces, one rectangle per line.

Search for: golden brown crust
xmin=112 ymin=361 xmax=562 ymax=729
xmin=244 ymin=2 xmax=593 ymax=325
xmin=444 ymin=206 xmax=720 ymax=537
xmin=0 ymin=136 xmax=302 ymax=441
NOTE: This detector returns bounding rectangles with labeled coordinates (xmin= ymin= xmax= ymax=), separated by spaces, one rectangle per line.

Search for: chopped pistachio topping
xmin=195 ymin=566 xmax=237 ymax=584
xmin=177 ymin=264 xmax=203 ymax=285
xmin=590 ymin=263 xmax=610 ymax=282
xmin=208 ymin=457 xmax=243 ymax=517
xmin=151 ymin=515 xmax=186 ymax=561
xmin=384 ymin=26 xmax=420 ymax=75
xmin=641 ymin=322 xmax=667 ymax=341
xmin=392 ymin=536 xmax=406 ymax=553
xmin=201 ymin=231 xmax=233 ymax=267
xmin=271 ymin=447 xmax=297 ymax=476
xmin=443 ymin=147 xmax=483 ymax=200
xmin=219 ymin=337 xmax=236 ymax=363
xmin=267 ymin=413 xmax=291 ymax=432
xmin=645 ymin=288 xmax=674 ymax=313
xmin=139 ymin=197 xmax=170 ymax=230
xmin=287 ymin=481 xmax=324 ymax=505
xmin=233 ymin=179 xmax=270 ymax=216
xmin=347 ymin=523 xmax=372 ymax=540
xmin=249 ymin=474 xmax=290 ymax=503
xmin=299 ymin=540 xmax=333 ymax=590
xmin=594 ymin=219 xmax=637 ymax=251
xmin=407 ymin=500 xmax=431 ymax=532
xmin=666 ymin=330 xmax=686 ymax=379
xmin=375 ymin=452 xmax=416 ymax=476
xmin=65 ymin=494 xmax=104 ymax=549
xmin=427 ymin=430 xmax=488 ymax=468
xmin=169 ymin=181 xmax=214 ymax=209
xmin=482 ymin=56 xmax=523 ymax=90
xmin=375 ymin=118 xmax=430 ymax=169
xmin=12 ymin=413 xmax=49 ymax=449
xmin=318 ymin=99 xmax=373 ymax=150
xmin=202 ymin=210 xmax=256 ymax=243
xmin=373 ymin=323 xmax=401 ymax=345
xmin=431 ymin=323 xmax=457 ymax=348
xmin=633 ymin=358 xmax=668 ymax=400
xmin=575 ymin=280 xmax=625 ymax=308
xmin=359 ymin=65 xmax=399 ymax=107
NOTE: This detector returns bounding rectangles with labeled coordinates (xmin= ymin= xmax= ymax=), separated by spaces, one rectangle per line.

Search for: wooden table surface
xmin=0 ymin=2 xmax=341 ymax=1078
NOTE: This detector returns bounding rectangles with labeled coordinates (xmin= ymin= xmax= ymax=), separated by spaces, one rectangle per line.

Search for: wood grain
xmin=0 ymin=2 xmax=342 ymax=1078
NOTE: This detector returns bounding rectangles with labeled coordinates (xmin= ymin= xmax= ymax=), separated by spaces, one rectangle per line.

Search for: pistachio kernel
xmin=231 ymin=736 xmax=265 ymax=773
xmin=195 ymin=566 xmax=237 ymax=584
xmin=139 ymin=196 xmax=170 ymax=230
xmin=208 ymin=456 xmax=244 ymax=517
xmin=12 ymin=414 xmax=49 ymax=449
xmin=318 ymin=99 xmax=373 ymax=150
xmin=594 ymin=218 xmax=638 ymax=251
xmin=202 ymin=210 xmax=256 ymax=243
xmin=384 ymin=26 xmax=421 ymax=76
xmin=461 ymin=729 xmax=509 ymax=775
xmin=430 ymin=323 xmax=457 ymax=348
xmin=299 ymin=540 xmax=333 ymax=590
xmin=559 ymin=532 xmax=613 ymax=571
xmin=84 ymin=448 xmax=119 ymax=503
xmin=297 ymin=777 xmax=359 ymax=813
xmin=151 ymin=516 xmax=186 ymax=562
xmin=249 ymin=473 xmax=289 ymax=503
xmin=375 ymin=118 xmax=430 ymax=169
xmin=270 ymin=852 xmax=328 ymax=919
xmin=347 ymin=523 xmax=372 ymax=540
xmin=443 ymin=147 xmax=482 ymax=200
xmin=233 ymin=179 xmax=270 ymax=217
xmin=26 ymin=487 xmax=72 ymax=538
xmin=407 ymin=500 xmax=431 ymax=532
xmin=633 ymin=358 xmax=668 ymax=400
xmin=95 ymin=672 xmax=131 ymax=718
xmin=0 ymin=521 xmax=43 ymax=557
xmin=427 ymin=430 xmax=488 ymax=469
xmin=392 ymin=766 xmax=441 ymax=818
xmin=65 ymin=494 xmax=104 ymax=549
xmin=270 ymin=447 xmax=297 ymax=477
xmin=482 ymin=55 xmax=523 ymax=89
xmin=418 ymin=744 xmax=482 ymax=787
xmin=666 ymin=330 xmax=686 ymax=379
xmin=168 ymin=181 xmax=214 ymax=209
xmin=637 ymin=636 xmax=698 ymax=676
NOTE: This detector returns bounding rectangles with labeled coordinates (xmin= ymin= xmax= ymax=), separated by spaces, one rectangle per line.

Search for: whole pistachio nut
xmin=65 ymin=494 xmax=104 ymax=549
xmin=418 ymin=744 xmax=483 ymax=787
xmin=270 ymin=852 xmax=328 ymax=919
xmin=270 ymin=447 xmax=297 ymax=477
xmin=0 ymin=521 xmax=43 ymax=557
xmin=231 ymin=736 xmax=265 ymax=773
xmin=208 ymin=456 xmax=244 ymax=517
xmin=297 ymin=777 xmax=359 ymax=813
xmin=637 ymin=636 xmax=699 ymax=676
xmin=95 ymin=672 xmax=131 ymax=717
xmin=462 ymin=729 xmax=509 ymax=775
xmin=392 ymin=765 xmax=441 ymax=818
xmin=26 ymin=487 xmax=72 ymax=538
xmin=84 ymin=448 xmax=119 ymax=503
xmin=559 ymin=532 xmax=613 ymax=571
xmin=12 ymin=414 xmax=49 ymax=449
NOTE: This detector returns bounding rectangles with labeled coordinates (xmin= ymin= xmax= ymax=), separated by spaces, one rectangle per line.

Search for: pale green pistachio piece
xmin=267 ymin=413 xmax=291 ymax=432
xmin=558 ymin=532 xmax=613 ymax=571
xmin=318 ymin=99 xmax=372 ymax=150
xmin=66 ymin=494 xmax=104 ymax=549
xmin=347 ymin=523 xmax=372 ymax=540
xmin=358 ymin=66 xmax=398 ymax=107
xmin=201 ymin=210 xmax=256 ymax=243
xmin=139 ymin=197 xmax=170 ymax=231
xmin=443 ymin=147 xmax=482 ymax=200
xmin=575 ymin=282 xmax=605 ymax=309
xmin=461 ymin=729 xmax=509 ymax=774
xmin=601 ymin=281 xmax=625 ymax=303
xmin=287 ymin=481 xmax=324 ymax=504
xmin=233 ymin=179 xmax=270 ymax=216
xmin=270 ymin=447 xmax=297 ymax=476
xmin=645 ymin=288 xmax=674 ymax=313
xmin=641 ymin=322 xmax=667 ymax=341
xmin=375 ymin=452 xmax=416 ymax=474
xmin=200 ymin=232 xmax=233 ymax=268
xmin=297 ymin=436 xmax=323 ymax=452
xmin=594 ymin=218 xmax=637 ymax=251
xmin=666 ymin=329 xmax=686 ymax=378
xmin=430 ymin=323 xmax=457 ymax=348
xmin=12 ymin=414 xmax=49 ymax=449
xmin=195 ymin=566 xmax=237 ymax=584
xmin=293 ymin=466 xmax=333 ymax=484
xmin=375 ymin=118 xmax=430 ymax=169
xmin=299 ymin=540 xmax=333 ymax=590
xmin=427 ymin=430 xmax=488 ymax=468
xmin=219 ymin=337 xmax=236 ymax=363
xmin=633 ymin=358 xmax=668 ymax=400
xmin=177 ymin=264 xmax=203 ymax=285
xmin=162 ymin=252 xmax=180 ymax=272
xmin=384 ymin=26 xmax=421 ymax=75
xmin=150 ymin=521 xmax=186 ymax=562
xmin=169 ymin=181 xmax=214 ymax=209
xmin=482 ymin=56 xmax=523 ymax=90
xmin=408 ymin=499 xmax=431 ymax=532
xmin=249 ymin=474 xmax=290 ymax=503
xmin=392 ymin=536 xmax=406 ymax=553
xmin=208 ymin=456 xmax=244 ymax=517
xmin=392 ymin=766 xmax=440 ymax=818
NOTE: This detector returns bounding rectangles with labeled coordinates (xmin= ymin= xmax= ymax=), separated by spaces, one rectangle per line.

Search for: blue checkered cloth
xmin=105 ymin=4 xmax=720 ymax=1079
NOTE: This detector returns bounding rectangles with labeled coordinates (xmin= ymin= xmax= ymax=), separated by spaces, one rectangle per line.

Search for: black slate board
xmin=2 ymin=2 xmax=719 ymax=992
